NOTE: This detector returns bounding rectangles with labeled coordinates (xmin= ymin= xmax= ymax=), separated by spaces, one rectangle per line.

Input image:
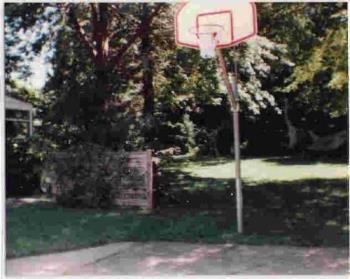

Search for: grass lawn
xmin=7 ymin=202 xmax=289 ymax=258
xmin=164 ymin=156 xmax=348 ymax=189
xmin=7 ymin=156 xmax=349 ymax=258
xmin=158 ymin=156 xmax=348 ymax=246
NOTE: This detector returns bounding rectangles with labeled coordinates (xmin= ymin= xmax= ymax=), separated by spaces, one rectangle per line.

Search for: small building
xmin=5 ymin=95 xmax=34 ymax=137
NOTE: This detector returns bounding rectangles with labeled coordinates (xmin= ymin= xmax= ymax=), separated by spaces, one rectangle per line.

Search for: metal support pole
xmin=233 ymin=105 xmax=243 ymax=233
xmin=216 ymin=49 xmax=243 ymax=234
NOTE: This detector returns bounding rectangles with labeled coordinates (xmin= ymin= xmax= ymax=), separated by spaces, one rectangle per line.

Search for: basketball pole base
xmin=216 ymin=48 xmax=243 ymax=234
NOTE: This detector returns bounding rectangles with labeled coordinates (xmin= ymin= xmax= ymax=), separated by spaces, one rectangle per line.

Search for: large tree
xmin=5 ymin=2 xmax=347 ymax=154
xmin=258 ymin=2 xmax=348 ymax=151
xmin=5 ymin=2 xmax=168 ymax=148
xmin=5 ymin=3 xmax=165 ymax=105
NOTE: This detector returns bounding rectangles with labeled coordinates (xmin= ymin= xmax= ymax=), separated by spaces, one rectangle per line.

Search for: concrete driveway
xmin=6 ymin=241 xmax=349 ymax=276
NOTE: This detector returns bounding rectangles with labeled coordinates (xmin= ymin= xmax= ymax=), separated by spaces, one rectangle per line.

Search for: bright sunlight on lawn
xmin=165 ymin=157 xmax=348 ymax=183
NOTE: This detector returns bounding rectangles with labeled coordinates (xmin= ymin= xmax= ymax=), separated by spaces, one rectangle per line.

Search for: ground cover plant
xmin=7 ymin=156 xmax=348 ymax=258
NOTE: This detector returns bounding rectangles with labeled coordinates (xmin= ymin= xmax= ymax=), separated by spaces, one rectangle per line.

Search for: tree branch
xmin=110 ymin=4 xmax=163 ymax=69
xmin=109 ymin=4 xmax=119 ymax=17
xmin=68 ymin=6 xmax=97 ymax=63
xmin=90 ymin=3 xmax=98 ymax=43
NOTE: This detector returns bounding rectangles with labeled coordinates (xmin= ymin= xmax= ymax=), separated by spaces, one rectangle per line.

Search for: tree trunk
xmin=139 ymin=5 xmax=157 ymax=147
xmin=283 ymin=98 xmax=298 ymax=149
xmin=88 ymin=4 xmax=113 ymax=144
xmin=140 ymin=6 xmax=155 ymax=115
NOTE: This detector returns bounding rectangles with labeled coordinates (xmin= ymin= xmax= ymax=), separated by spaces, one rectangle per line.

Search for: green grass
xmin=158 ymin=156 xmax=348 ymax=247
xmin=6 ymin=203 xmax=289 ymax=258
xmin=7 ymin=156 xmax=349 ymax=258
xmin=165 ymin=157 xmax=348 ymax=187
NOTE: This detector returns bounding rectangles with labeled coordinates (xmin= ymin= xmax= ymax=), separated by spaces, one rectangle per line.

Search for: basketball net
xmin=197 ymin=33 xmax=218 ymax=59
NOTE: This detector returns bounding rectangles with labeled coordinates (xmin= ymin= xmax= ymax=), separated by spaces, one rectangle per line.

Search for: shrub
xmin=6 ymin=137 xmax=42 ymax=197
xmin=41 ymin=144 xmax=128 ymax=208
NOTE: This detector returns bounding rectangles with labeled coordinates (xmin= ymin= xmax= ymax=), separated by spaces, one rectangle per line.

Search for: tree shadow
xmin=242 ymin=178 xmax=348 ymax=247
xmin=157 ymin=168 xmax=349 ymax=247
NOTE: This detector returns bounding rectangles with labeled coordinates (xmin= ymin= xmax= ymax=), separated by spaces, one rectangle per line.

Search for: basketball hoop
xmin=189 ymin=24 xmax=224 ymax=58
xmin=175 ymin=1 xmax=258 ymax=235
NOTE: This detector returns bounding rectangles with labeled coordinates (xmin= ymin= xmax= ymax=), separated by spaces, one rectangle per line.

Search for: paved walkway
xmin=6 ymin=242 xmax=349 ymax=276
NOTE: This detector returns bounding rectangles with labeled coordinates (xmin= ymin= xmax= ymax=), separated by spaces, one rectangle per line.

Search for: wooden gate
xmin=114 ymin=150 xmax=154 ymax=209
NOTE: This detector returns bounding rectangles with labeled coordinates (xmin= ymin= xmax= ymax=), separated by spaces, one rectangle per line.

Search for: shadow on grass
xmin=157 ymin=167 xmax=349 ymax=247
xmin=6 ymin=158 xmax=349 ymax=258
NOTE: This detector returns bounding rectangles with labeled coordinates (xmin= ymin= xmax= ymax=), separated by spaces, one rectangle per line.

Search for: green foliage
xmin=6 ymin=137 xmax=42 ymax=196
xmin=42 ymin=29 xmax=137 ymax=149
xmin=5 ymin=2 xmax=348 ymax=158
xmin=4 ymin=3 xmax=59 ymax=80
xmin=6 ymin=79 xmax=42 ymax=106
xmin=289 ymin=4 xmax=347 ymax=90
xmin=155 ymin=37 xmax=288 ymax=117
xmin=224 ymin=37 xmax=290 ymax=115
xmin=41 ymin=144 xmax=128 ymax=208
xmin=159 ymin=113 xmax=196 ymax=153
xmin=5 ymin=82 xmax=45 ymax=197
xmin=181 ymin=113 xmax=196 ymax=151
xmin=151 ymin=33 xmax=289 ymax=154
xmin=262 ymin=2 xmax=348 ymax=118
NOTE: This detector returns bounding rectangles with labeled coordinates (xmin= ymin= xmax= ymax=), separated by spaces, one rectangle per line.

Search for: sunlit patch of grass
xmin=165 ymin=157 xmax=348 ymax=184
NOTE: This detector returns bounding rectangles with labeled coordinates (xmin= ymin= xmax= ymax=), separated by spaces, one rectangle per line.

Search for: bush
xmin=41 ymin=144 xmax=128 ymax=208
xmin=6 ymin=137 xmax=42 ymax=197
